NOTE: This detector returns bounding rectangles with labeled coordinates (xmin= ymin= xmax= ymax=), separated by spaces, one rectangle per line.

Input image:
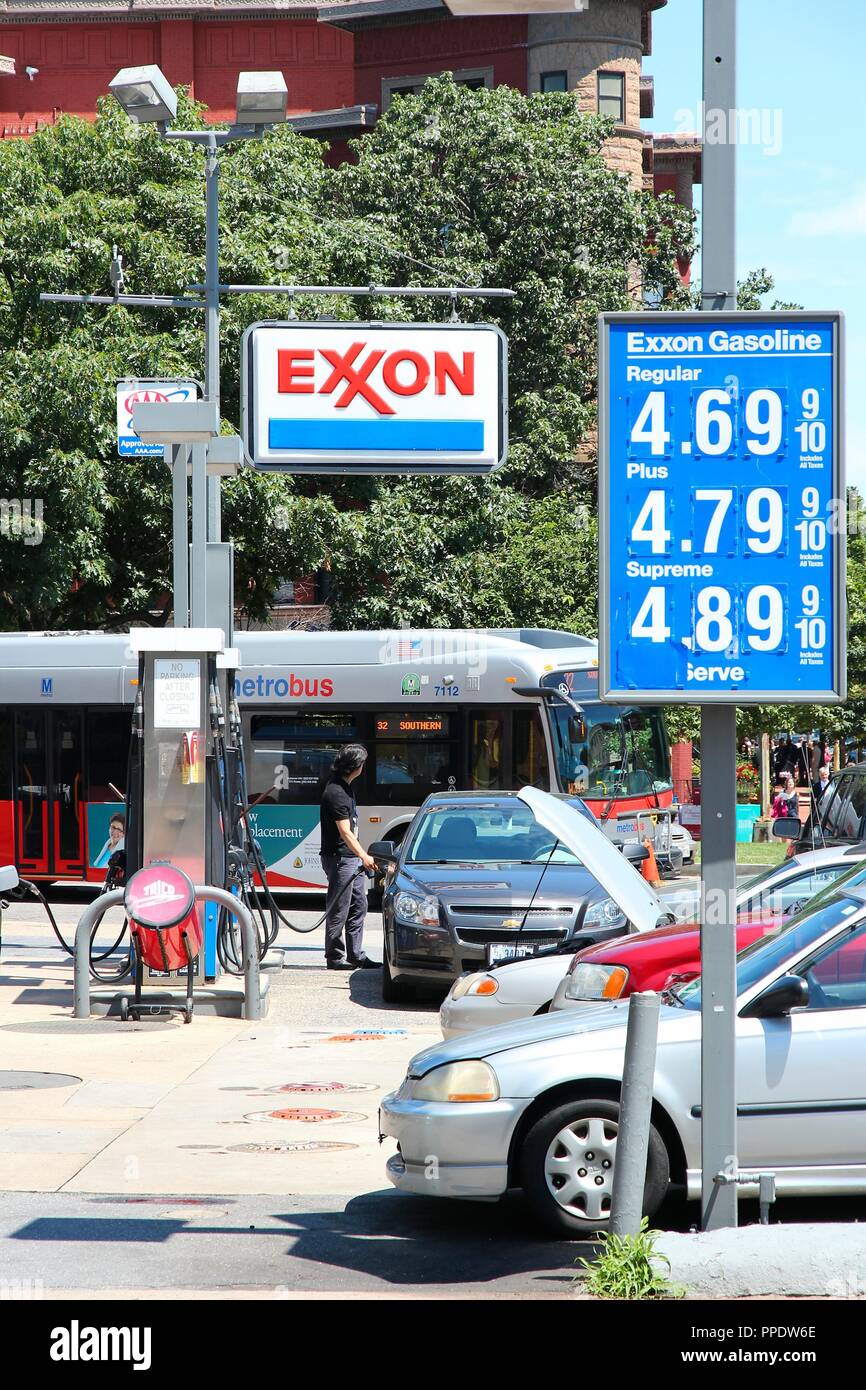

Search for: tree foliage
xmin=0 ymin=76 xmax=695 ymax=632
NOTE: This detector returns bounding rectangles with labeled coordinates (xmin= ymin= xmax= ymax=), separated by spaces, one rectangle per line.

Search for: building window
xmin=598 ymin=71 xmax=625 ymax=122
xmin=382 ymin=69 xmax=494 ymax=109
xmin=541 ymin=71 xmax=568 ymax=94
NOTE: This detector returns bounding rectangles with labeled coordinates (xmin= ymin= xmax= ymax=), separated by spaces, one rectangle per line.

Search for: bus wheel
xmin=382 ymin=952 xmax=413 ymax=1004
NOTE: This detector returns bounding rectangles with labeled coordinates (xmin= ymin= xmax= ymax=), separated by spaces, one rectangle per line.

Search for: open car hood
xmin=516 ymin=785 xmax=668 ymax=935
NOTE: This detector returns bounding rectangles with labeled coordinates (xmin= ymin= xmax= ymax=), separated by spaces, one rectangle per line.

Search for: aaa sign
xmin=241 ymin=321 xmax=508 ymax=474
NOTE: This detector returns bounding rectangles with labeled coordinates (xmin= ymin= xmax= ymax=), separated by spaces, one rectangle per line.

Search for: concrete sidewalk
xmin=0 ymin=901 xmax=434 ymax=1199
xmin=658 ymin=1223 xmax=866 ymax=1299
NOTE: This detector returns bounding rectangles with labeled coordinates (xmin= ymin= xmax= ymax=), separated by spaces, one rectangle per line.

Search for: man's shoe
xmin=326 ymin=959 xmax=355 ymax=971
xmin=352 ymin=957 xmax=382 ymax=970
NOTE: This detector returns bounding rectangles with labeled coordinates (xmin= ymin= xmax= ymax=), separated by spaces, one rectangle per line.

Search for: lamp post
xmin=107 ymin=64 xmax=288 ymax=618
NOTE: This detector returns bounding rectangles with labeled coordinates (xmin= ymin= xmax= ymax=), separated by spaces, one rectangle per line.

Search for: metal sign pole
xmin=204 ymin=132 xmax=222 ymax=547
xmin=700 ymin=0 xmax=738 ymax=1231
xmin=171 ymin=444 xmax=190 ymax=627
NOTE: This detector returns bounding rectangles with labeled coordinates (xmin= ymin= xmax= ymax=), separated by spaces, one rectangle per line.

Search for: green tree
xmin=0 ymin=90 xmax=341 ymax=629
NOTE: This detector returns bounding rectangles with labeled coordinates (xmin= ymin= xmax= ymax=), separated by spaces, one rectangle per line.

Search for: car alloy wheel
xmin=544 ymin=1114 xmax=617 ymax=1222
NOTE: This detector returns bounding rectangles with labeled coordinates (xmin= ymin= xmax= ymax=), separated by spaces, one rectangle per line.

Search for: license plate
xmin=487 ymin=941 xmax=546 ymax=965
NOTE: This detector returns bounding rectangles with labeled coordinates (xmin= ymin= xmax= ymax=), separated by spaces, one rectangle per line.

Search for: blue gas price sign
xmin=598 ymin=311 xmax=845 ymax=705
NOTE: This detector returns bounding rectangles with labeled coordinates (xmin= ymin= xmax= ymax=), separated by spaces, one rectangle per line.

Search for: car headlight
xmin=450 ymin=973 xmax=499 ymax=1001
xmin=565 ymin=962 xmax=629 ymax=1001
xmin=410 ymin=1060 xmax=500 ymax=1103
xmin=394 ymin=890 xmax=441 ymax=927
xmin=583 ymin=897 xmax=627 ymax=930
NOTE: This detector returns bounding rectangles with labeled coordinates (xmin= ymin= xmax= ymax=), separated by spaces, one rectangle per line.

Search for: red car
xmin=550 ymin=912 xmax=782 ymax=1009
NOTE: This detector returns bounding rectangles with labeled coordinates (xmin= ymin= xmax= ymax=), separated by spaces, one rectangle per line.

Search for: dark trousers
xmin=321 ymin=853 xmax=367 ymax=963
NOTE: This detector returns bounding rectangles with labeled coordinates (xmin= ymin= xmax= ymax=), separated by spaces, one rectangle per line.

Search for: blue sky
xmin=647 ymin=0 xmax=865 ymax=489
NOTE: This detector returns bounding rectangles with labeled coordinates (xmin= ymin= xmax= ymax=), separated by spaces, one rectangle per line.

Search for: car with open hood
xmin=371 ymin=785 xmax=676 ymax=1002
xmin=439 ymin=843 xmax=863 ymax=1037
xmin=381 ymin=884 xmax=866 ymax=1236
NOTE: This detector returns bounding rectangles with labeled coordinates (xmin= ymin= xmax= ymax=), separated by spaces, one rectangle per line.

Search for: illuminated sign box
xmin=241 ymin=321 xmax=508 ymax=475
xmin=598 ymin=310 xmax=845 ymax=705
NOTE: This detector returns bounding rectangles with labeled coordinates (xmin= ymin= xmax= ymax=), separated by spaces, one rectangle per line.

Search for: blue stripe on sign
xmin=268 ymin=418 xmax=485 ymax=452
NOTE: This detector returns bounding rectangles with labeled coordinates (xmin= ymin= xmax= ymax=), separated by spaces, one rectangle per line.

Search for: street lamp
xmin=235 ymin=71 xmax=288 ymax=128
xmin=108 ymin=65 xmax=178 ymax=126
xmin=106 ymin=63 xmax=288 ymax=635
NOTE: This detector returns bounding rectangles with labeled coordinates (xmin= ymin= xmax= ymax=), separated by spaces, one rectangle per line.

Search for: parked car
xmin=381 ymin=885 xmax=866 ymax=1235
xmin=371 ymin=787 xmax=675 ymax=1002
xmin=439 ymin=844 xmax=862 ymax=1037
xmin=778 ymin=765 xmax=866 ymax=855
xmin=670 ymin=818 xmax=695 ymax=865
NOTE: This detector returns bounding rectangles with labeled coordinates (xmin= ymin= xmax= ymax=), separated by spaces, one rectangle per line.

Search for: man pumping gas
xmin=319 ymin=744 xmax=381 ymax=971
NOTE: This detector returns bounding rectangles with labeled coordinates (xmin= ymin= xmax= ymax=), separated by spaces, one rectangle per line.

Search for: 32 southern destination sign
xmin=599 ymin=311 xmax=845 ymax=704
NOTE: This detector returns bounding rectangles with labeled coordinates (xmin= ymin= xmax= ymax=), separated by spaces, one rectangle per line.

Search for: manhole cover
xmin=267 ymin=1082 xmax=377 ymax=1095
xmin=0 ymin=1070 xmax=82 ymax=1091
xmin=0 ymin=1020 xmax=176 ymax=1034
xmin=228 ymin=1141 xmax=358 ymax=1155
xmin=326 ymin=1033 xmax=387 ymax=1043
xmin=244 ymin=1107 xmax=363 ymax=1125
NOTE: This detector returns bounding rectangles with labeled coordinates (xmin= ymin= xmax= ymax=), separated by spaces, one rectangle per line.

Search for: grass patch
xmin=694 ymin=840 xmax=786 ymax=867
xmin=577 ymin=1219 xmax=684 ymax=1301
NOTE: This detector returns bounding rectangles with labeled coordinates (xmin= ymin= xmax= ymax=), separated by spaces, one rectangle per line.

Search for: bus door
xmin=13 ymin=709 xmax=85 ymax=876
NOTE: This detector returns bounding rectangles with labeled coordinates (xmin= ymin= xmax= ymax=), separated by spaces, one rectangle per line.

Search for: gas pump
xmin=125 ymin=629 xmax=228 ymax=992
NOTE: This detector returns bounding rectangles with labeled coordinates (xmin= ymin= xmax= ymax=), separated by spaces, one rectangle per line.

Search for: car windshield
xmin=546 ymin=696 xmax=672 ymax=800
xmin=405 ymin=802 xmax=586 ymax=866
xmin=674 ymin=893 xmax=865 ymax=1010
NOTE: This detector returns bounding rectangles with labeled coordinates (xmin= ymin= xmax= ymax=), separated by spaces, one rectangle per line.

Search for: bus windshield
xmin=547 ymin=698 xmax=672 ymax=801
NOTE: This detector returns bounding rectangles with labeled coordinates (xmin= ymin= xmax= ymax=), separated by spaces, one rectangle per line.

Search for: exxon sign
xmin=241 ymin=322 xmax=508 ymax=474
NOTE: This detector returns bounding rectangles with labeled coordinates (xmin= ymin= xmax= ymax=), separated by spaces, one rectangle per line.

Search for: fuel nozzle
xmin=208 ymin=679 xmax=225 ymax=737
xmin=132 ymin=686 xmax=144 ymax=738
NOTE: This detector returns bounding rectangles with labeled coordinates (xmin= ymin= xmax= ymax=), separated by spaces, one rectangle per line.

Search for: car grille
xmin=455 ymin=927 xmax=569 ymax=946
xmin=450 ymin=905 xmax=567 ymax=917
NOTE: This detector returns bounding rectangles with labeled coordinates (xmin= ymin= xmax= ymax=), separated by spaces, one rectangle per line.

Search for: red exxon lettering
xmin=435 ymin=351 xmax=474 ymax=396
xmin=319 ymin=343 xmax=394 ymax=415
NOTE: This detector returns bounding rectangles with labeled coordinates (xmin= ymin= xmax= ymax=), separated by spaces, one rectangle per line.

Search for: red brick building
xmin=0 ymin=0 xmax=699 ymax=201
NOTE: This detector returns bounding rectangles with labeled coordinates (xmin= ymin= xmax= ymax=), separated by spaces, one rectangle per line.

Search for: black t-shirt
xmin=320 ymin=775 xmax=358 ymax=858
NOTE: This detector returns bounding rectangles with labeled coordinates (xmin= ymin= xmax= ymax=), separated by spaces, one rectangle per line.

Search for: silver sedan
xmin=382 ymin=886 xmax=866 ymax=1236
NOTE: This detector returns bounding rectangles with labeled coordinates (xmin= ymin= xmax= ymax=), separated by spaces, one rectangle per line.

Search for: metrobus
xmin=0 ymin=627 xmax=674 ymax=887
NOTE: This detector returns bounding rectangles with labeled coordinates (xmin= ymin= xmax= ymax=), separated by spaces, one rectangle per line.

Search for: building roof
xmin=0 ymin=0 xmax=318 ymax=15
xmin=0 ymin=0 xmax=666 ymax=19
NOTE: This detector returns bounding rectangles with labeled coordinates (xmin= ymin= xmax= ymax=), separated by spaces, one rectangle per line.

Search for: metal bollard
xmin=73 ymin=889 xmax=126 ymax=1018
xmin=72 ymin=884 xmax=262 ymax=1021
xmin=609 ymin=991 xmax=661 ymax=1238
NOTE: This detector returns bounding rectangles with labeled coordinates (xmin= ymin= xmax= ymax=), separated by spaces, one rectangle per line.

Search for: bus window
xmin=470 ymin=713 xmax=503 ymax=790
xmin=548 ymin=701 xmax=671 ymax=800
xmin=372 ymin=712 xmax=459 ymax=801
xmin=513 ymin=707 xmax=549 ymax=789
xmin=248 ymin=712 xmax=359 ymax=805
xmin=86 ymin=710 xmax=132 ymax=801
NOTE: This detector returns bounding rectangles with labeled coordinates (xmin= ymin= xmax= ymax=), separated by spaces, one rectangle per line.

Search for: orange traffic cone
xmin=640 ymin=837 xmax=662 ymax=888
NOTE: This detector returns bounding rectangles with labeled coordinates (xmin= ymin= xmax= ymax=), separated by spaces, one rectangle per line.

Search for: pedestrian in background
xmin=319 ymin=744 xmax=381 ymax=972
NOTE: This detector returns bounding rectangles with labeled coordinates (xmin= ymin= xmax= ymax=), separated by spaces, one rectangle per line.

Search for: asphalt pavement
xmin=1 ymin=886 xmax=865 ymax=1299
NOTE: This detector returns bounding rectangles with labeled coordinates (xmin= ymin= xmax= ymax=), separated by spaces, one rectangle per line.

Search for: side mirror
xmin=622 ymin=842 xmax=649 ymax=863
xmin=771 ymin=816 xmax=802 ymax=841
xmin=368 ymin=840 xmax=399 ymax=863
xmin=0 ymin=864 xmax=20 ymax=893
xmin=741 ymin=973 xmax=809 ymax=1018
